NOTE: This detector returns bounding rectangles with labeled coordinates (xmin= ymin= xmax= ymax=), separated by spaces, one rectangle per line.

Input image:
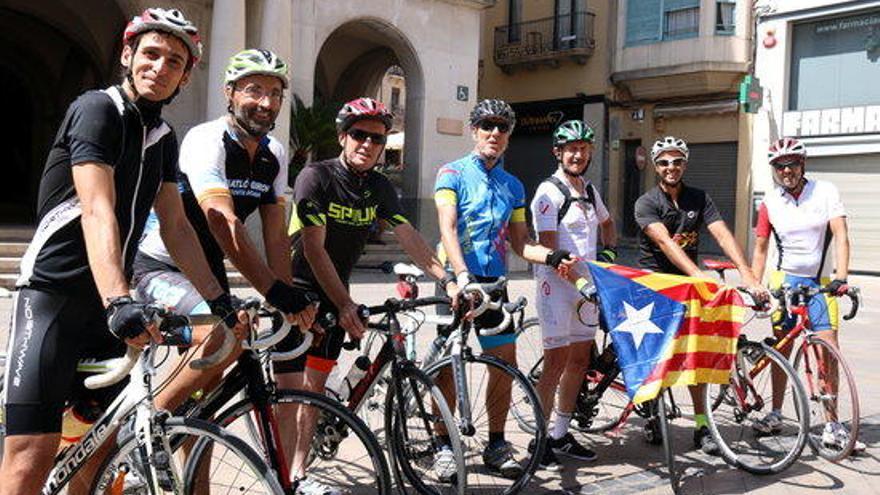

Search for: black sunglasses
xmin=771 ymin=159 xmax=803 ymax=170
xmin=478 ymin=120 xmax=511 ymax=133
xmin=347 ymin=128 xmax=387 ymax=145
xmin=655 ymin=158 xmax=686 ymax=168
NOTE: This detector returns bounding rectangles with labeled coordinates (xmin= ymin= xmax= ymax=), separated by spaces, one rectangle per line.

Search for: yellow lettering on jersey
xmin=327 ymin=202 xmax=377 ymax=226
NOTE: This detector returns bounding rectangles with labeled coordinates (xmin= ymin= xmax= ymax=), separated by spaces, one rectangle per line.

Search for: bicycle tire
xmin=386 ymin=364 xmax=465 ymax=495
xmin=793 ymin=335 xmax=860 ymax=462
xmin=657 ymin=393 xmax=680 ymax=494
xmin=423 ymin=354 xmax=545 ymax=495
xmin=706 ymin=340 xmax=809 ymax=475
xmin=193 ymin=389 xmax=391 ymax=494
xmin=90 ymin=416 xmax=283 ymax=494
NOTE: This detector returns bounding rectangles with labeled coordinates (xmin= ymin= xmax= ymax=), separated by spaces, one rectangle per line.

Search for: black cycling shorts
xmin=3 ymin=287 xmax=127 ymax=435
xmin=272 ymin=289 xmax=346 ymax=375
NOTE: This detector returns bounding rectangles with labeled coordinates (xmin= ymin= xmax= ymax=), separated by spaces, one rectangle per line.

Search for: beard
xmin=232 ymin=104 xmax=277 ymax=137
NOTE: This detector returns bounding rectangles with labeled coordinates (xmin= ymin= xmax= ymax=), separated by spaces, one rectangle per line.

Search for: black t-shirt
xmin=19 ymin=86 xmax=178 ymax=293
xmin=634 ymin=183 xmax=722 ymax=275
xmin=290 ymin=158 xmax=408 ymax=288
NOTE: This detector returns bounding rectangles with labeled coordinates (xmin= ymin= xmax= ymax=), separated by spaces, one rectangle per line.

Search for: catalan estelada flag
xmin=586 ymin=262 xmax=745 ymax=404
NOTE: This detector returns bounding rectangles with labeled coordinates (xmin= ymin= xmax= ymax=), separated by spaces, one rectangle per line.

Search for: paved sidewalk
xmin=2 ymin=268 xmax=879 ymax=494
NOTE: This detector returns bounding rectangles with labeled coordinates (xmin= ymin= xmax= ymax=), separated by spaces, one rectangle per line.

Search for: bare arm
xmin=642 ymin=222 xmax=703 ymax=277
xmin=260 ymin=203 xmax=293 ymax=284
xmin=394 ymin=223 xmax=458 ymax=296
xmin=153 ymin=183 xmax=224 ymax=300
xmin=751 ymin=236 xmax=770 ymax=283
xmin=436 ymin=202 xmax=469 ymax=276
xmin=707 ymin=220 xmax=760 ymax=287
xmin=829 ymin=216 xmax=850 ymax=281
xmin=72 ymin=162 xmax=130 ymax=304
xmin=301 ymin=224 xmax=364 ymax=337
xmin=508 ymin=222 xmax=554 ymax=264
xmin=599 ymin=218 xmax=617 ymax=248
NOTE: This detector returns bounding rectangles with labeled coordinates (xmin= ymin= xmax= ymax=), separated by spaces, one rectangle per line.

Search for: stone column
xmin=259 ymin=0 xmax=292 ymax=152
xmin=206 ymin=0 xmax=246 ymax=120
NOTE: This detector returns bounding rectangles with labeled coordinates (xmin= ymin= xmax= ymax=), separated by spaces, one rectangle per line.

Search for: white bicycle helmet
xmin=768 ymin=137 xmax=807 ymax=164
xmin=225 ymin=49 xmax=288 ymax=88
xmin=123 ymin=8 xmax=202 ymax=65
xmin=651 ymin=136 xmax=689 ymax=163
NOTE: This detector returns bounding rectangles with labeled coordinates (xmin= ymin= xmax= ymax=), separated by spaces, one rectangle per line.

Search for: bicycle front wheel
xmin=90 ymin=416 xmax=282 ymax=494
xmin=793 ymin=335 xmax=860 ymax=461
xmin=386 ymin=364 xmax=466 ymax=495
xmin=706 ymin=341 xmax=809 ymax=475
xmin=657 ymin=393 xmax=679 ymax=494
xmin=424 ymin=354 xmax=545 ymax=495
xmin=199 ymin=389 xmax=391 ymax=494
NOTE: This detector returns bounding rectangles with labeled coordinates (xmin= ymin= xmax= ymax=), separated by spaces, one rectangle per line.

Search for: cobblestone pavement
xmin=2 ymin=266 xmax=879 ymax=494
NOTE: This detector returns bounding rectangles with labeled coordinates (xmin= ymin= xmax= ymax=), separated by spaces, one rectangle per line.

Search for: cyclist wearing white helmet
xmin=634 ymin=135 xmax=766 ymax=456
xmin=132 ymin=48 xmax=316 ymax=420
xmin=0 ymin=8 xmax=246 ymax=493
xmin=530 ymin=120 xmax=616 ymax=468
xmin=750 ymin=138 xmax=863 ymax=452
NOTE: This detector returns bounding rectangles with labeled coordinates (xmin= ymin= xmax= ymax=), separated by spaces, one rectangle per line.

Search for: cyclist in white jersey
xmin=530 ymin=120 xmax=617 ymax=468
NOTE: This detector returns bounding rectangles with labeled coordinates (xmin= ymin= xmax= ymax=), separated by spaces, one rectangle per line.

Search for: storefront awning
xmin=653 ymin=100 xmax=739 ymax=118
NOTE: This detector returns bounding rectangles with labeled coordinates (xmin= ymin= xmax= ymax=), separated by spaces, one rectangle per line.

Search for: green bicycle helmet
xmin=553 ymin=120 xmax=595 ymax=146
xmin=224 ymin=49 xmax=288 ymax=88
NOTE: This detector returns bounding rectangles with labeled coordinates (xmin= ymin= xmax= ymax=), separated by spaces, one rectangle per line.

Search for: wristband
xmin=597 ymin=247 xmax=618 ymax=263
xmin=439 ymin=273 xmax=456 ymax=289
xmin=456 ymin=271 xmax=472 ymax=288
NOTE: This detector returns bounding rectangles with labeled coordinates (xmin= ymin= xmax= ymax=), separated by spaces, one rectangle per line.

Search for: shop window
xmin=789 ymin=9 xmax=880 ymax=110
xmin=716 ymin=0 xmax=735 ymax=35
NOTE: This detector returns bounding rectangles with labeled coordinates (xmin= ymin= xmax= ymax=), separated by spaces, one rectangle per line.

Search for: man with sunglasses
xmin=634 ymin=136 xmax=764 ymax=456
xmin=750 ymin=137 xmax=863 ymax=452
xmin=278 ymin=97 xmax=458 ymax=493
xmin=433 ymin=99 xmax=575 ymax=479
xmin=132 ymin=49 xmax=317 ymax=414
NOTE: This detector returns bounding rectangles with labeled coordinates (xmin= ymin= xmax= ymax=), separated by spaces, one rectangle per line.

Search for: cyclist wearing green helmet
xmin=133 ymin=47 xmax=316 ymax=455
xmin=529 ymin=119 xmax=617 ymax=468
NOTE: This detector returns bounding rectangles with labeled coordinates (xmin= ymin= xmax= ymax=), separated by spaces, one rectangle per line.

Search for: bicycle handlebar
xmin=268 ymin=312 xmax=336 ymax=362
xmin=770 ymin=284 xmax=860 ymax=321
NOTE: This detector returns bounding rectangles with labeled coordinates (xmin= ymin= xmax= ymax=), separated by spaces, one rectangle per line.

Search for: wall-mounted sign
xmin=456 ymin=85 xmax=469 ymax=102
xmin=631 ymin=108 xmax=645 ymax=121
xmin=783 ymin=105 xmax=880 ymax=137
xmin=635 ymin=146 xmax=647 ymax=170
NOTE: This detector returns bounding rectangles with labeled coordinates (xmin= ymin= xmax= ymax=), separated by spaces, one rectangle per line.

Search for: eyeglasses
xmin=655 ymin=158 xmax=686 ymax=168
xmin=347 ymin=128 xmax=388 ymax=145
xmin=478 ymin=120 xmax=511 ymax=133
xmin=771 ymin=159 xmax=804 ymax=170
xmin=239 ymin=84 xmax=284 ymax=103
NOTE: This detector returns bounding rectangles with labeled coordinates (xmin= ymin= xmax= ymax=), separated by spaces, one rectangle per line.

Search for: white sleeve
xmin=268 ymin=138 xmax=290 ymax=203
xmin=824 ymin=181 xmax=846 ymax=218
xmin=592 ymin=184 xmax=610 ymax=223
xmin=179 ymin=125 xmax=229 ymax=203
xmin=531 ymin=182 xmax=561 ymax=233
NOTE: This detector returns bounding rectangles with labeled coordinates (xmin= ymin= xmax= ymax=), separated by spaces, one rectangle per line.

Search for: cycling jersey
xmin=634 ymin=184 xmax=722 ymax=275
xmin=754 ymin=179 xmax=846 ymax=279
xmin=6 ymin=85 xmax=177 ymax=434
xmin=531 ymin=170 xmax=608 ymax=349
xmin=18 ymin=86 xmax=179 ymax=293
xmin=434 ymin=154 xmax=527 ymax=278
xmin=135 ymin=117 xmax=288 ymax=288
xmin=288 ymin=157 xmax=408 ymax=287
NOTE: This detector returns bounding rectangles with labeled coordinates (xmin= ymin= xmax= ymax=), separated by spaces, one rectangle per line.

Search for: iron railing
xmin=494 ymin=11 xmax=596 ymax=71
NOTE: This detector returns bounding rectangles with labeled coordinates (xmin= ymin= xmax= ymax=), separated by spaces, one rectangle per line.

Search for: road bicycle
xmin=1 ymin=300 xmax=283 ymax=494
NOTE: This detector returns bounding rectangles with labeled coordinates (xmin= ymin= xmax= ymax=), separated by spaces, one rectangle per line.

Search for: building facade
xmin=0 ymin=0 xmax=493 ymax=233
xmin=752 ymin=0 xmax=880 ymax=274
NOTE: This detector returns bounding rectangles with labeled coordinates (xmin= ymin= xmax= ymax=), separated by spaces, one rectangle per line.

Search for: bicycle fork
xmin=450 ymin=340 xmax=475 ymax=437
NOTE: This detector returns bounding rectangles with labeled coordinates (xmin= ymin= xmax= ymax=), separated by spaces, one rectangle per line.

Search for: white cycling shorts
xmin=534 ymin=271 xmax=597 ymax=350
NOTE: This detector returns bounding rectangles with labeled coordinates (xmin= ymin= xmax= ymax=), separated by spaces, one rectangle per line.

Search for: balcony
xmin=494 ymin=11 xmax=596 ymax=73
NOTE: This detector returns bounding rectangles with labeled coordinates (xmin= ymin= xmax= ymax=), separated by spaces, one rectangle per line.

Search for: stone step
xmin=0 ymin=242 xmax=28 ymax=258
xmin=0 ymin=274 xmax=17 ymax=291
xmin=0 ymin=257 xmax=20 ymax=273
xmin=0 ymin=226 xmax=35 ymax=242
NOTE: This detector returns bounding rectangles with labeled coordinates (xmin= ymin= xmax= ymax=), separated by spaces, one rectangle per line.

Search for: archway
xmin=0 ymin=1 xmax=127 ymax=224
xmin=313 ymin=18 xmax=425 ymax=223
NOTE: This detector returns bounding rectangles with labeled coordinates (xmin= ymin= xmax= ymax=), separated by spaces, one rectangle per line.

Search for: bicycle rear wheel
xmin=424 ymin=354 xmax=545 ymax=495
xmin=706 ymin=341 xmax=809 ymax=474
xmin=90 ymin=416 xmax=282 ymax=494
xmin=793 ymin=335 xmax=860 ymax=461
xmin=195 ymin=389 xmax=391 ymax=494
xmin=386 ymin=364 xmax=465 ymax=495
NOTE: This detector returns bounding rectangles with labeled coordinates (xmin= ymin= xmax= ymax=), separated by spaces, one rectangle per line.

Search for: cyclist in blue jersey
xmin=433 ymin=99 xmax=575 ymax=478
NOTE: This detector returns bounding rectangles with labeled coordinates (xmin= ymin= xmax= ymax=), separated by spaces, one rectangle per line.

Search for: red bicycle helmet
xmin=336 ymin=97 xmax=394 ymax=132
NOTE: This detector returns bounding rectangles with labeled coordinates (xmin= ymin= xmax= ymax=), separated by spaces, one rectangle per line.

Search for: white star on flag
xmin=612 ymin=302 xmax=665 ymax=350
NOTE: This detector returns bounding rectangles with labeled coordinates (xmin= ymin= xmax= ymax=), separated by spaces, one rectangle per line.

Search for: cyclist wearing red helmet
xmin=0 ymin=8 xmax=244 ymax=493
xmin=750 ymin=137 xmax=863 ymax=452
xmin=277 ymin=97 xmax=459 ymax=492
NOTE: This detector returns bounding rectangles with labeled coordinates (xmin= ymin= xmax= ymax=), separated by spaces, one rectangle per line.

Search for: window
xmin=391 ymin=87 xmax=400 ymax=110
xmin=664 ymin=0 xmax=700 ymax=40
xmin=508 ymin=0 xmax=522 ymax=43
xmin=716 ymin=0 xmax=736 ymax=35
xmin=789 ymin=10 xmax=880 ymax=110
xmin=555 ymin=0 xmax=587 ymax=49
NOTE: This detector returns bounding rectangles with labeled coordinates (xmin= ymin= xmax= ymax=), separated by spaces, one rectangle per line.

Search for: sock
xmin=488 ymin=431 xmax=505 ymax=446
xmin=552 ymin=410 xmax=572 ymax=440
xmin=438 ymin=434 xmax=451 ymax=448
xmin=694 ymin=414 xmax=708 ymax=430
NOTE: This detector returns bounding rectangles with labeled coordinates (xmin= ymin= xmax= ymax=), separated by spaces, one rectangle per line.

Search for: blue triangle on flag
xmin=587 ymin=263 xmax=687 ymax=398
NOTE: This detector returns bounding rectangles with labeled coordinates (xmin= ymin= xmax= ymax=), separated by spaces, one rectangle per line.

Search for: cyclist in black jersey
xmin=276 ymin=97 xmax=460 ymax=488
xmin=0 ymin=9 xmax=252 ymax=494
xmin=132 ymin=49 xmax=316 ymax=417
